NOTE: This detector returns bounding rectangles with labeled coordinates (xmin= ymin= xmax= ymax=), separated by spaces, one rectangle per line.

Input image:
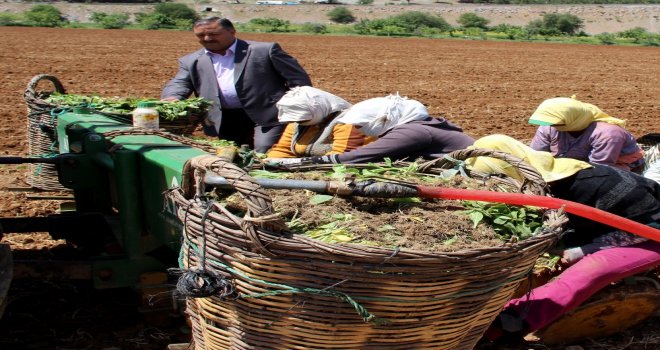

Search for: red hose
xmin=417 ymin=186 xmax=660 ymax=243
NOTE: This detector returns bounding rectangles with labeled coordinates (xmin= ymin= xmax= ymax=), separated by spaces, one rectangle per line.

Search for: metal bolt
xmin=88 ymin=134 xmax=102 ymax=142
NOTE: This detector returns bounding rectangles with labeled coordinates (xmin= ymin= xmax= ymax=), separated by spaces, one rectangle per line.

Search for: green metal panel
xmin=55 ymin=110 xmax=210 ymax=288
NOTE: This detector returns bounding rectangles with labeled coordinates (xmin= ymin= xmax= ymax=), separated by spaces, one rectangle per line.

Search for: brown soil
xmin=0 ymin=26 xmax=659 ymax=349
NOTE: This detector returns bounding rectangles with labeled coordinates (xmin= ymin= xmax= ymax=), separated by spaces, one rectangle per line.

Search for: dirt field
xmin=0 ymin=26 xmax=659 ymax=349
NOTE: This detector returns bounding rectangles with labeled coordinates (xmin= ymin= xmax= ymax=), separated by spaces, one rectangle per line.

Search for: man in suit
xmin=161 ymin=17 xmax=312 ymax=153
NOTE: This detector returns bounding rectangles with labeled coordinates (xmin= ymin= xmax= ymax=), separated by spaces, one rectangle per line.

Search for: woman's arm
xmin=265 ymin=123 xmax=297 ymax=158
xmin=529 ymin=126 xmax=552 ymax=152
xmin=332 ymin=125 xmax=432 ymax=164
xmin=587 ymin=125 xmax=629 ymax=167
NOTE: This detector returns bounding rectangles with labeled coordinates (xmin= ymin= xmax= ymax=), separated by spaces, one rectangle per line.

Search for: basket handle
xmin=420 ymin=148 xmax=548 ymax=194
xmin=24 ymin=74 xmax=66 ymax=100
xmin=182 ymin=155 xmax=286 ymax=256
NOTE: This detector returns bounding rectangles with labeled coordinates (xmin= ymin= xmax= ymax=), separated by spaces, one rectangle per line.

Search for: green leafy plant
xmin=153 ymin=3 xmax=200 ymax=23
xmin=45 ymin=93 xmax=211 ymax=121
xmin=249 ymin=18 xmax=291 ymax=32
xmin=457 ymin=13 xmax=490 ymax=30
xmin=300 ymin=22 xmax=328 ymax=34
xmin=90 ymin=12 xmax=130 ymax=29
xmin=461 ymin=201 xmax=543 ymax=241
xmin=595 ymin=32 xmax=617 ymax=45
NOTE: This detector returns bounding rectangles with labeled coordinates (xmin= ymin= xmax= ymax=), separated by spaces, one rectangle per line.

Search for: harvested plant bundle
xmin=45 ymin=93 xmax=211 ymax=121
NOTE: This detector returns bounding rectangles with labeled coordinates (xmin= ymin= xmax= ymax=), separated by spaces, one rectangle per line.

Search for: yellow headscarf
xmin=528 ymin=96 xmax=626 ymax=132
xmin=465 ymin=134 xmax=593 ymax=183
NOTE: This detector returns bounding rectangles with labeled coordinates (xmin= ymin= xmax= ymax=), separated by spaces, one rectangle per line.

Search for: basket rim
xmin=172 ymin=151 xmax=566 ymax=261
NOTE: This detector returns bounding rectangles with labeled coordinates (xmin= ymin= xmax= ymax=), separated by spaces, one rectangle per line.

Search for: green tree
xmin=354 ymin=11 xmax=451 ymax=36
xmin=457 ymin=13 xmax=489 ymax=30
xmin=328 ymin=7 xmax=355 ymax=24
xmin=25 ymin=5 xmax=66 ymax=27
xmin=90 ymin=12 xmax=130 ymax=29
xmin=136 ymin=12 xmax=176 ymax=30
xmin=617 ymin=27 xmax=648 ymax=43
xmin=153 ymin=3 xmax=200 ymax=23
xmin=390 ymin=11 xmax=452 ymax=32
xmin=527 ymin=13 xmax=583 ymax=36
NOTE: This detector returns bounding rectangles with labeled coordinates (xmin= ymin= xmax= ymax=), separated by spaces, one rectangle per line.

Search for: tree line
xmin=0 ymin=3 xmax=657 ymax=46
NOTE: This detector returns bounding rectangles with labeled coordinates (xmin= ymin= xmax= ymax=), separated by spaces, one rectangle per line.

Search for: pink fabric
xmin=504 ymin=240 xmax=660 ymax=331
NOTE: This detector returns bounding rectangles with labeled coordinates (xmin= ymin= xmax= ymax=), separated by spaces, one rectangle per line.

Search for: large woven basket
xmin=24 ymin=74 xmax=68 ymax=191
xmin=23 ymin=74 xmax=206 ymax=190
xmin=168 ymin=149 xmax=566 ymax=350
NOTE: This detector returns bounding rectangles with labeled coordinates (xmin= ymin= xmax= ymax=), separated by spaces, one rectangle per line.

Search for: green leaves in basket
xmin=461 ymin=201 xmax=543 ymax=241
xmin=309 ymin=194 xmax=333 ymax=205
xmin=306 ymin=221 xmax=355 ymax=243
xmin=45 ymin=93 xmax=212 ymax=121
xmin=189 ymin=136 xmax=237 ymax=148
xmin=327 ymin=159 xmax=450 ymax=184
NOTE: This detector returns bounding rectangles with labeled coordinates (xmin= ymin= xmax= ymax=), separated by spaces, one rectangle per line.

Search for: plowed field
xmin=0 ymin=26 xmax=659 ymax=349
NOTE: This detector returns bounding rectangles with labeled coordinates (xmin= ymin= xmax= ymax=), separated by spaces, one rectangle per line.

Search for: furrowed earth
xmin=0 ymin=26 xmax=659 ymax=349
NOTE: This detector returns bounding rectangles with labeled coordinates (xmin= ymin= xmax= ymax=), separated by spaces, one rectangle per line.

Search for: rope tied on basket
xmin=170 ymin=196 xmax=238 ymax=299
xmin=168 ymin=267 xmax=236 ymax=299
xmin=179 ymin=237 xmax=386 ymax=324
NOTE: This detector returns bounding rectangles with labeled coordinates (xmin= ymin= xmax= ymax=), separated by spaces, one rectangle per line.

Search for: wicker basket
xmin=24 ymin=74 xmax=68 ymax=191
xmin=23 ymin=74 xmax=206 ymax=190
xmin=169 ymin=149 xmax=566 ymax=350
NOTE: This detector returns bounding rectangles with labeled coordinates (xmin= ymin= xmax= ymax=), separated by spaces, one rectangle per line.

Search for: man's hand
xmin=160 ymin=97 xmax=180 ymax=102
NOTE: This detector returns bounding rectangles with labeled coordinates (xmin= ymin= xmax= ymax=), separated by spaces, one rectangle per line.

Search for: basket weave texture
xmin=24 ymin=74 xmax=67 ymax=191
xmin=169 ymin=149 xmax=566 ymax=350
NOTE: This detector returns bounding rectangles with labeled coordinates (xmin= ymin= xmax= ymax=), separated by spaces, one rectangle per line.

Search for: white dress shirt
xmin=206 ymin=40 xmax=243 ymax=109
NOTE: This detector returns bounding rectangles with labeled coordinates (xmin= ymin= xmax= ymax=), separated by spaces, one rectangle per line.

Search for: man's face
xmin=194 ymin=22 xmax=236 ymax=54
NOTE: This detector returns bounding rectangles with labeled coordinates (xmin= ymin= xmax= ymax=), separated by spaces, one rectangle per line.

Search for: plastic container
xmin=132 ymin=101 xmax=159 ymax=129
xmin=216 ymin=146 xmax=238 ymax=161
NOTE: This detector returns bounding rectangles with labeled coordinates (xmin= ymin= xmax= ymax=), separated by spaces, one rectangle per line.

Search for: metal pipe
xmin=205 ymin=174 xmax=332 ymax=193
xmin=0 ymin=156 xmax=59 ymax=165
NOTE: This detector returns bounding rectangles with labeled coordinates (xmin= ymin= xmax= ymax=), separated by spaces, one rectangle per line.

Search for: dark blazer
xmin=161 ymin=39 xmax=312 ymax=134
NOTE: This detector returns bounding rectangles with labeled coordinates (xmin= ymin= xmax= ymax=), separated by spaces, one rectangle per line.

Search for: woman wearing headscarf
xmin=265 ymin=86 xmax=367 ymax=158
xmin=268 ymin=94 xmax=474 ymax=164
xmin=529 ymin=96 xmax=644 ymax=172
xmin=465 ymin=134 xmax=660 ymax=345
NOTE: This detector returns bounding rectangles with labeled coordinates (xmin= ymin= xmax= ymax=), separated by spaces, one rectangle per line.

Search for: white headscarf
xmin=336 ymin=94 xmax=429 ymax=136
xmin=276 ymin=86 xmax=351 ymax=126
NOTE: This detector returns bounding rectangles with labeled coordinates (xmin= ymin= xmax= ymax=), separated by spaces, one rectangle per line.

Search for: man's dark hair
xmin=193 ymin=17 xmax=235 ymax=30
